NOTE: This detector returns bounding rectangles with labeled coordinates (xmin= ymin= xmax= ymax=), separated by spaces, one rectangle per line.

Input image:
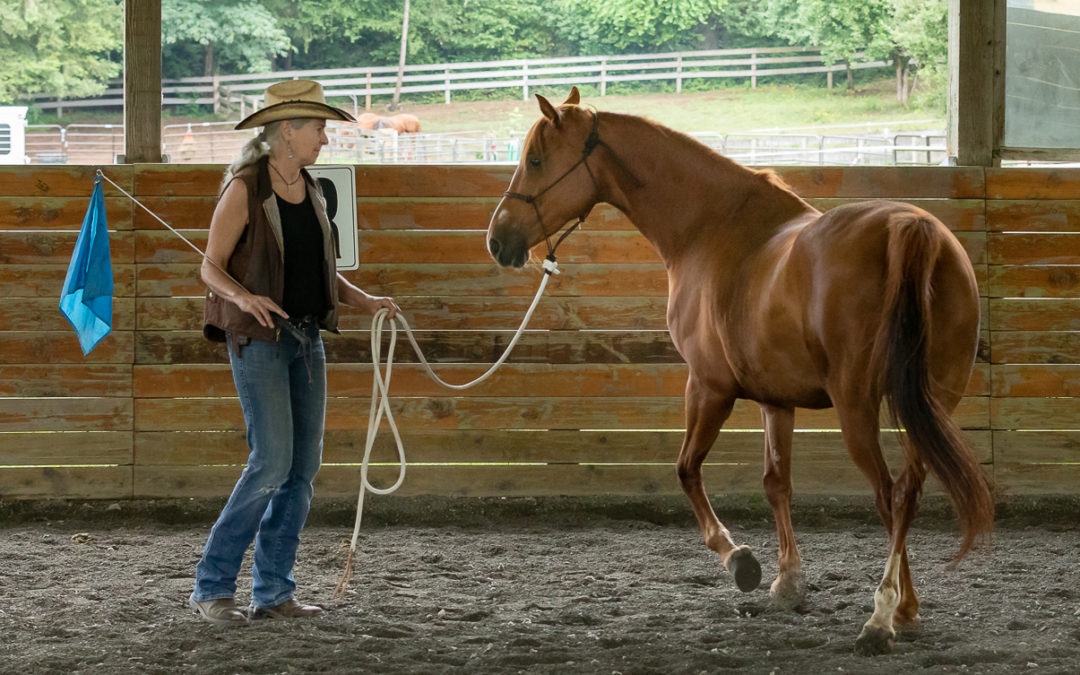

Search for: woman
xmin=190 ymin=79 xmax=400 ymax=625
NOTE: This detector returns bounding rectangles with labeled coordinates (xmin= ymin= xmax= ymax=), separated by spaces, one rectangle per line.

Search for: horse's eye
xmin=528 ymin=156 xmax=541 ymax=168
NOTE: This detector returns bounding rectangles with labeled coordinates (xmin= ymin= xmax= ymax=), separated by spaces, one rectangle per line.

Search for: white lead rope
xmin=343 ymin=259 xmax=559 ymax=554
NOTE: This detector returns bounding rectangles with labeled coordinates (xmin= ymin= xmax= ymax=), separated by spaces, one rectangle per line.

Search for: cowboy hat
xmin=235 ymin=79 xmax=356 ymax=130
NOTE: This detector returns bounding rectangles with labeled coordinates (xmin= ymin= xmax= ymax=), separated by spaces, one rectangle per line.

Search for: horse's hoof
xmin=769 ymin=572 xmax=806 ymax=609
xmin=727 ymin=547 xmax=761 ymax=592
xmin=854 ymin=625 xmax=895 ymax=656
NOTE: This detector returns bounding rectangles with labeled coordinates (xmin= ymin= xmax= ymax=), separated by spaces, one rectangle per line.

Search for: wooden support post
xmin=750 ymin=51 xmax=757 ymax=89
xmin=947 ymin=0 xmax=1004 ymax=166
xmin=123 ymin=0 xmax=162 ymax=163
xmin=366 ymin=72 xmax=372 ymax=111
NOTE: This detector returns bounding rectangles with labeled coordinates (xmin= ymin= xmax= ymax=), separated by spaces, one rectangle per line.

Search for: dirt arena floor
xmin=1 ymin=495 xmax=1078 ymax=674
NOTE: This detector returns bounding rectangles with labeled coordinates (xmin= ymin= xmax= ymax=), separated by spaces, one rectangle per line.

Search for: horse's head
xmin=487 ymin=87 xmax=600 ymax=268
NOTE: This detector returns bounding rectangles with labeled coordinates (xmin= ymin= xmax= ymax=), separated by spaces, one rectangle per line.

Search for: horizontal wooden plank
xmin=134 ymin=229 xmax=665 ymax=265
xmin=133 ymin=228 xmax=986 ymax=268
xmin=0 ymin=466 xmax=132 ymax=499
xmin=131 ymin=165 xmax=987 ymax=200
xmin=0 ymin=197 xmax=133 ymax=231
xmin=991 ymin=365 xmax=1080 ymax=397
xmin=994 ymin=463 xmax=1080 ymax=494
xmin=0 ymin=431 xmax=132 ymax=465
xmin=988 ymin=298 xmax=1080 ymax=331
xmin=989 ymin=331 xmax=1080 ymax=364
xmin=133 ymin=428 xmax=993 ymax=467
xmin=138 ymin=296 xmax=673 ymax=331
xmin=0 ymin=398 xmax=133 ymax=432
xmin=988 ymin=266 xmax=1080 ymax=298
xmin=986 ymin=168 xmax=1080 ymax=200
xmin=0 ymin=364 xmax=132 ymax=397
xmin=127 ymin=195 xmax=984 ymax=234
xmin=0 ymin=231 xmax=135 ymax=265
xmin=0 ymin=264 xmax=136 ymax=298
xmin=986 ymin=200 xmax=1080 ymax=232
xmin=135 ymin=330 xmax=685 ymax=365
xmin=134 ymin=363 xmax=691 ymax=399
xmin=0 ymin=166 xmax=134 ymax=198
xmin=131 ymin=362 xmax=988 ymax=399
xmin=992 ymin=398 xmax=1080 ymax=430
xmin=133 ymin=395 xmax=989 ymax=433
xmin=1 ymin=298 xmax=136 ymax=331
xmin=994 ymin=430 xmax=1080 ymax=463
xmin=132 ymin=459 xmax=967 ymax=499
xmin=0 ymin=331 xmax=134 ymax=364
xmin=989 ymin=233 xmax=1080 ymax=265
xmin=134 ymin=263 xmax=671 ymax=298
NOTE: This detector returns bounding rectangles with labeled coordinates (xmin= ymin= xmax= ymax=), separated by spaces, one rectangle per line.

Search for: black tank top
xmin=276 ymin=192 xmax=327 ymax=319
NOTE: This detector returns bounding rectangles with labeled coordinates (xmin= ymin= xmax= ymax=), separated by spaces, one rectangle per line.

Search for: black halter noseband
xmin=502 ymin=111 xmax=605 ymax=269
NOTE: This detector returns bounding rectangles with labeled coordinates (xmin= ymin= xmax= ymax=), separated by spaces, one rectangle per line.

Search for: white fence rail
xmin=29 ymin=47 xmax=891 ymax=115
xmin=25 ymin=121 xmax=942 ymax=167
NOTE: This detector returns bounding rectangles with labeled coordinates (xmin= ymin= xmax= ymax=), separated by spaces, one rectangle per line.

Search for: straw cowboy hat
xmin=235 ymin=79 xmax=356 ymax=130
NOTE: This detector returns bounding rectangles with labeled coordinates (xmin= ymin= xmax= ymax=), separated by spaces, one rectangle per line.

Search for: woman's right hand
xmin=234 ymin=293 xmax=288 ymax=329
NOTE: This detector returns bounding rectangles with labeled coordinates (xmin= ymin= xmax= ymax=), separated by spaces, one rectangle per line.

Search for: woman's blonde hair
xmin=220 ymin=118 xmax=313 ymax=193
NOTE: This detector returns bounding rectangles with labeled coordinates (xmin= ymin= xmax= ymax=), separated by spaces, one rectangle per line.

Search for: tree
xmin=888 ymin=0 xmax=947 ymax=104
xmin=766 ymin=0 xmax=892 ymax=89
xmin=0 ymin=0 xmax=122 ymax=103
xmin=162 ymin=0 xmax=290 ymax=76
xmin=391 ymin=0 xmax=410 ymax=110
xmin=572 ymin=0 xmax=731 ymax=53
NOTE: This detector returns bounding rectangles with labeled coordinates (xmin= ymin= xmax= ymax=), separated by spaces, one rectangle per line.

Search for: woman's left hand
xmin=366 ymin=294 xmax=400 ymax=319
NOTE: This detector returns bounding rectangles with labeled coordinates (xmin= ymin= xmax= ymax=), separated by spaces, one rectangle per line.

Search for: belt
xmin=288 ymin=314 xmax=319 ymax=328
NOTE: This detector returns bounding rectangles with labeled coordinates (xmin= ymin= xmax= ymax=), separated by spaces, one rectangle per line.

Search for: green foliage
xmin=572 ymin=0 xmax=731 ymax=52
xmin=0 ymin=0 xmax=122 ymax=103
xmin=889 ymin=0 xmax=947 ymax=72
xmin=162 ymin=0 xmax=290 ymax=75
xmin=765 ymin=0 xmax=893 ymax=65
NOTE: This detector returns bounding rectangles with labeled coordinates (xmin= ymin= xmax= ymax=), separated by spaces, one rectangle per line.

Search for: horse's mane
xmin=604 ymin=111 xmax=803 ymax=201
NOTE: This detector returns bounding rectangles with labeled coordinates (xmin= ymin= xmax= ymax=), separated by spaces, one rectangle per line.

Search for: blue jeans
xmin=193 ymin=324 xmax=326 ymax=609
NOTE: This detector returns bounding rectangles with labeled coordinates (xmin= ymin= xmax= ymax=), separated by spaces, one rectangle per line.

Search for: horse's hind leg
xmin=676 ymin=374 xmax=760 ymax=592
xmin=856 ymin=459 xmax=926 ymax=655
xmin=761 ymin=404 xmax=804 ymax=607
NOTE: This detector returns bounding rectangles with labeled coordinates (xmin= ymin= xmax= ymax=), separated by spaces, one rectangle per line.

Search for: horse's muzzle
xmin=488 ymin=224 xmax=529 ymax=268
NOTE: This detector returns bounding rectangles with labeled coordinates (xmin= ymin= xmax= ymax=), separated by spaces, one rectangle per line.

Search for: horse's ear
xmin=563 ymin=87 xmax=580 ymax=106
xmin=536 ymin=94 xmax=560 ymax=127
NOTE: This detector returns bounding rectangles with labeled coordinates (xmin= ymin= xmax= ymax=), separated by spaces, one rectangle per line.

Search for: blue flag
xmin=59 ymin=179 xmax=113 ymax=354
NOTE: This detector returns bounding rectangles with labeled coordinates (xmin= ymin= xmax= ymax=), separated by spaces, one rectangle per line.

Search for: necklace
xmin=269 ymin=162 xmax=302 ymax=187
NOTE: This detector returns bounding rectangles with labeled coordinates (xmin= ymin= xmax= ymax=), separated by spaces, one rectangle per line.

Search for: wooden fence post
xmin=366 ymin=72 xmax=372 ymax=111
xmin=212 ymin=73 xmax=220 ymax=115
xmin=445 ymin=69 xmax=451 ymax=104
xmin=751 ymin=50 xmax=758 ymax=89
xmin=600 ymin=59 xmax=607 ymax=97
xmin=523 ymin=63 xmax=529 ymax=101
xmin=676 ymin=56 xmax=683 ymax=94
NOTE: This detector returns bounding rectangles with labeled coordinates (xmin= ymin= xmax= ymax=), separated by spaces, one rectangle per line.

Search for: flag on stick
xmin=59 ymin=178 xmax=113 ymax=354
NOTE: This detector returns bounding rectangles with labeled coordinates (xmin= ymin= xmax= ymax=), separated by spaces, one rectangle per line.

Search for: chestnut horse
xmin=486 ymin=88 xmax=994 ymax=655
xmin=354 ymin=112 xmax=421 ymax=133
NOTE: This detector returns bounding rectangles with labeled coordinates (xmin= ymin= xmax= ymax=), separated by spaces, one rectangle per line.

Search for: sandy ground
xmin=1 ymin=496 xmax=1078 ymax=675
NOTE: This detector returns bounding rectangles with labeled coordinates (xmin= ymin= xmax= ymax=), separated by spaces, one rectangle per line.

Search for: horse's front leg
xmin=676 ymin=374 xmax=760 ymax=592
xmin=761 ymin=404 xmax=805 ymax=608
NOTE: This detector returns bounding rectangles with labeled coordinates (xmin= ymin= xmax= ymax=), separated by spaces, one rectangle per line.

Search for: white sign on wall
xmin=307 ymin=165 xmax=359 ymax=271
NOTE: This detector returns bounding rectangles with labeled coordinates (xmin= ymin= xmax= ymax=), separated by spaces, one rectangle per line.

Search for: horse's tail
xmin=868 ymin=213 xmax=994 ymax=560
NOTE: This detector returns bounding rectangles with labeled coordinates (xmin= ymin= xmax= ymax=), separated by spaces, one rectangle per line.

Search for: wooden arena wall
xmin=0 ymin=165 xmax=1076 ymax=500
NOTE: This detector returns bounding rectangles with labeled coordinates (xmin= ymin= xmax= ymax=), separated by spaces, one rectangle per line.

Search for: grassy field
xmin=373 ymin=77 xmax=945 ymax=136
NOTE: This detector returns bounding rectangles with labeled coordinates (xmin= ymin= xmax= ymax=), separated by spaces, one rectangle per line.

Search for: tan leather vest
xmin=203 ymin=159 xmax=340 ymax=345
